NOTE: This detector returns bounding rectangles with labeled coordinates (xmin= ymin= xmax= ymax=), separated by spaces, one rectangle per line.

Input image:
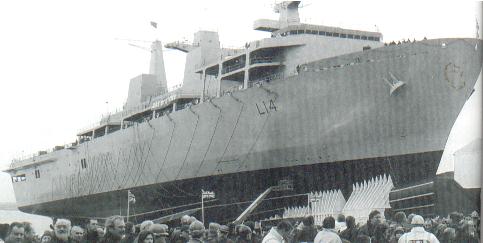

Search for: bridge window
xmin=347 ymin=34 xmax=354 ymax=39
xmin=375 ymin=37 xmax=380 ymax=41
xmin=297 ymin=29 xmax=304 ymax=34
xmin=326 ymin=32 xmax=333 ymax=37
xmin=319 ymin=31 xmax=326 ymax=36
xmin=354 ymin=35 xmax=361 ymax=39
xmin=340 ymin=34 xmax=347 ymax=38
xmin=368 ymin=36 xmax=375 ymax=41
xmin=12 ymin=174 xmax=26 ymax=183
xmin=81 ymin=158 xmax=87 ymax=169
xmin=35 ymin=169 xmax=40 ymax=179
xmin=290 ymin=30 xmax=297 ymax=35
xmin=361 ymin=36 xmax=368 ymax=40
xmin=333 ymin=33 xmax=340 ymax=37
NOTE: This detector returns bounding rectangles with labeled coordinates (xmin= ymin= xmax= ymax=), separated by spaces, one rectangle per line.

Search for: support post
xmin=244 ymin=52 xmax=250 ymax=89
xmin=307 ymin=193 xmax=310 ymax=216
xmin=201 ymin=69 xmax=206 ymax=102
xmin=127 ymin=190 xmax=130 ymax=222
xmin=201 ymin=191 xmax=205 ymax=225
xmin=217 ymin=64 xmax=222 ymax=97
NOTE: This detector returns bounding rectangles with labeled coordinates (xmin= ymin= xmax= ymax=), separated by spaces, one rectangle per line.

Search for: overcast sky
xmin=0 ymin=1 xmax=481 ymax=203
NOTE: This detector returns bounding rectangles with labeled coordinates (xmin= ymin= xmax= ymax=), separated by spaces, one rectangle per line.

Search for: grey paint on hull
xmin=12 ymin=39 xmax=482 ymax=210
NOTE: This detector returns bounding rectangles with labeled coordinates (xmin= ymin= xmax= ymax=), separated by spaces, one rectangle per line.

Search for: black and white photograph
xmin=0 ymin=1 xmax=481 ymax=243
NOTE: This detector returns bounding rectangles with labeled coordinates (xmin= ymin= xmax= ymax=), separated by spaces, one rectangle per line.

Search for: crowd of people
xmin=0 ymin=210 xmax=480 ymax=243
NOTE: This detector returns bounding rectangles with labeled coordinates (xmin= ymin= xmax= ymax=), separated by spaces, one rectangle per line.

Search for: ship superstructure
xmin=5 ymin=1 xmax=482 ymax=222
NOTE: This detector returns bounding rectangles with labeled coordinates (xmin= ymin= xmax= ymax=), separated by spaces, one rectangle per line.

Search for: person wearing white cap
xmin=398 ymin=215 xmax=439 ymax=243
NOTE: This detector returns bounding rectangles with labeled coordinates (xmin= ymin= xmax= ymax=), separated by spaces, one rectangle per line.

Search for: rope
xmin=128 ymin=199 xmax=217 ymax=217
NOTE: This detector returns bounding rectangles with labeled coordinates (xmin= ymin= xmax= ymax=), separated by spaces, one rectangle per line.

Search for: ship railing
xmin=248 ymin=72 xmax=284 ymax=87
xmin=78 ymin=107 xmax=124 ymax=134
xmin=150 ymin=90 xmax=201 ymax=110
xmin=10 ymin=140 xmax=78 ymax=168
xmin=122 ymin=89 xmax=201 ymax=118
xmin=166 ymin=40 xmax=200 ymax=49
xmin=78 ymin=120 xmax=107 ymax=135
xmin=250 ymin=56 xmax=275 ymax=64
xmin=221 ymin=62 xmax=245 ymax=74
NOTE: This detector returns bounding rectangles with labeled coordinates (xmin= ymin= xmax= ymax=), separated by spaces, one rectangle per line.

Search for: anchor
xmin=383 ymin=72 xmax=406 ymax=96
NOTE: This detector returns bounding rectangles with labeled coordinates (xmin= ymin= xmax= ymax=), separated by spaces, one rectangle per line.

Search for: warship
xmin=5 ymin=1 xmax=482 ymax=223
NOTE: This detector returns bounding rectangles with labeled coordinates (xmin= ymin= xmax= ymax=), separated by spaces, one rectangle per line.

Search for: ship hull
xmin=10 ymin=39 xmax=482 ymax=221
xmin=20 ymin=150 xmax=442 ymax=223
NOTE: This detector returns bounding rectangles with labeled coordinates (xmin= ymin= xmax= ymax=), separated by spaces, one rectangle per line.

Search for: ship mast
xmin=149 ymin=40 xmax=168 ymax=93
xmin=275 ymin=1 xmax=301 ymax=28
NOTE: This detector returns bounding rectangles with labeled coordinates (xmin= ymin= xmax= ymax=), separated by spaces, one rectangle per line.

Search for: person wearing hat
xmin=172 ymin=216 xmax=190 ymax=243
xmin=397 ymin=215 xmax=439 ymax=243
xmin=149 ymin=224 xmax=170 ymax=243
xmin=188 ymin=221 xmax=205 ymax=243
xmin=235 ymin=225 xmax=252 ymax=243
xmin=181 ymin=216 xmax=191 ymax=226
xmin=218 ymin=226 xmax=233 ymax=243
xmin=206 ymin=223 xmax=220 ymax=243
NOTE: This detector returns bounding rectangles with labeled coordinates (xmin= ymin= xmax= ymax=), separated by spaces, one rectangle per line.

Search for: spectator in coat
xmin=70 ymin=226 xmax=85 ymax=243
xmin=235 ymin=225 xmax=252 ymax=243
xmin=371 ymin=223 xmax=389 ymax=243
xmin=86 ymin=219 xmax=100 ymax=243
xmin=217 ymin=226 xmax=233 ymax=243
xmin=188 ymin=221 xmax=205 ymax=243
xmin=5 ymin=222 xmax=25 ymax=243
xmin=335 ymin=215 xmax=347 ymax=233
xmin=100 ymin=216 xmax=125 ymax=243
xmin=40 ymin=231 xmax=54 ymax=243
xmin=455 ymin=221 xmax=479 ymax=243
xmin=339 ymin=216 xmax=358 ymax=243
xmin=52 ymin=219 xmax=72 ymax=243
xmin=293 ymin=216 xmax=317 ymax=243
xmin=206 ymin=223 xmax=220 ymax=243
xmin=314 ymin=217 xmax=342 ymax=243
xmin=121 ymin=222 xmax=136 ymax=243
xmin=358 ymin=210 xmax=383 ymax=238
xmin=398 ymin=215 xmax=439 ymax=243
xmin=261 ymin=221 xmax=292 ymax=243
xmin=149 ymin=224 xmax=169 ymax=243
xmin=138 ymin=231 xmax=154 ymax=243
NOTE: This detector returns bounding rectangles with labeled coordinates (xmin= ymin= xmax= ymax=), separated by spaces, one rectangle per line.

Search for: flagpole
xmin=201 ymin=190 xmax=205 ymax=225
xmin=127 ymin=190 xmax=130 ymax=222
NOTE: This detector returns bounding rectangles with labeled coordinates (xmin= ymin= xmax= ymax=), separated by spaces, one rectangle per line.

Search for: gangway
xmin=233 ymin=180 xmax=293 ymax=224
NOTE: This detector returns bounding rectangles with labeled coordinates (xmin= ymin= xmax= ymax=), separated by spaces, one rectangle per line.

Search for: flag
xmin=202 ymin=190 xmax=215 ymax=199
xmin=128 ymin=190 xmax=136 ymax=204
xmin=150 ymin=21 xmax=158 ymax=29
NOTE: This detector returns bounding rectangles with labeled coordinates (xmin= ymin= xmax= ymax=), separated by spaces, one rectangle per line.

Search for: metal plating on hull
xmin=5 ymin=1 xmax=482 ymax=223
